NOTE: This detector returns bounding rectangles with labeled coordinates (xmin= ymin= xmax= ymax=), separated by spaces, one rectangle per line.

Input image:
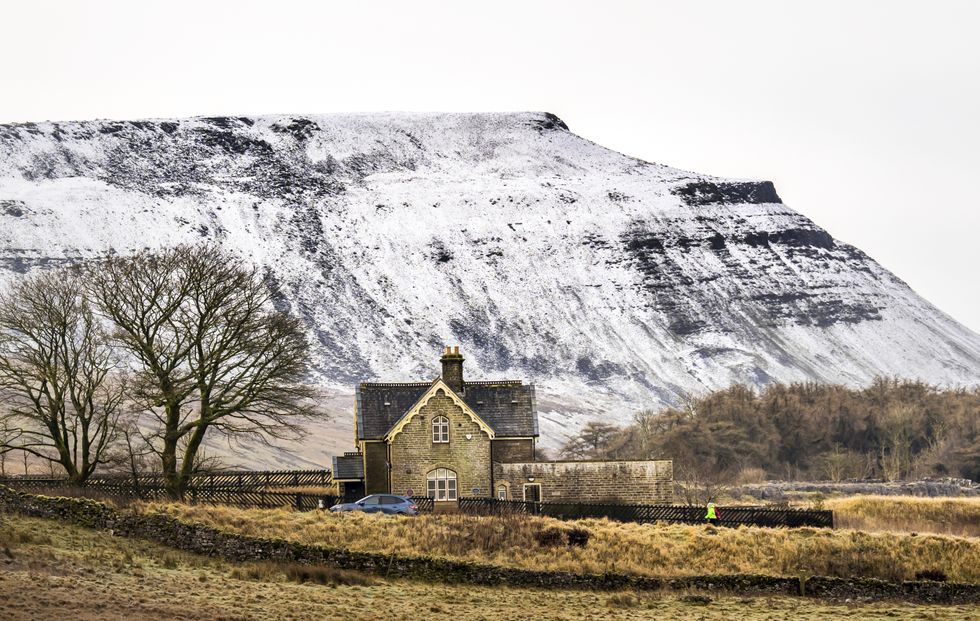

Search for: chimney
xmin=440 ymin=345 xmax=464 ymax=393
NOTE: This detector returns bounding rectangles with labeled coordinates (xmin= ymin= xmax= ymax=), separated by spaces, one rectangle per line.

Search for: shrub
xmin=566 ymin=527 xmax=590 ymax=547
xmin=915 ymin=569 xmax=948 ymax=582
xmin=282 ymin=563 xmax=373 ymax=586
xmin=534 ymin=525 xmax=590 ymax=547
xmin=534 ymin=527 xmax=565 ymax=547
xmin=231 ymin=561 xmax=373 ymax=586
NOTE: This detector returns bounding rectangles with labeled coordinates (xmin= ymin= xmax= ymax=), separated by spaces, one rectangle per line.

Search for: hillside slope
xmin=1 ymin=112 xmax=978 ymax=459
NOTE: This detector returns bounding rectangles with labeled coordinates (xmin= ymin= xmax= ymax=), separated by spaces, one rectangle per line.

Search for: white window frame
xmin=432 ymin=415 xmax=449 ymax=444
xmin=426 ymin=468 xmax=458 ymax=501
xmin=497 ymin=484 xmax=508 ymax=500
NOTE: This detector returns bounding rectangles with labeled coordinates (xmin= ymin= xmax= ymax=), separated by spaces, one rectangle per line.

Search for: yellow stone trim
xmin=384 ymin=379 xmax=496 ymax=441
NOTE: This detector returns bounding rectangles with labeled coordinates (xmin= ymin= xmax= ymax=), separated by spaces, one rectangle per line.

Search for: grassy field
xmin=141 ymin=501 xmax=980 ymax=584
xmin=827 ymin=496 xmax=980 ymax=538
xmin=0 ymin=514 xmax=975 ymax=621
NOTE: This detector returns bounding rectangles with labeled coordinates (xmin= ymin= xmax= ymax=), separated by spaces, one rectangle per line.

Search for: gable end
xmin=384 ymin=380 xmax=496 ymax=441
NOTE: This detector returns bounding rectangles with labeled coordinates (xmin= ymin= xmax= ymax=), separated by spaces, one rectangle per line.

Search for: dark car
xmin=329 ymin=494 xmax=418 ymax=515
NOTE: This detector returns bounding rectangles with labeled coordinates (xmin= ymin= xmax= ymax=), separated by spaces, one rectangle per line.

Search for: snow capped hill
xmin=1 ymin=112 xmax=979 ymax=461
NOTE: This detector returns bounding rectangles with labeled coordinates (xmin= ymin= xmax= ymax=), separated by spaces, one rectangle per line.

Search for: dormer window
xmin=432 ymin=416 xmax=449 ymax=443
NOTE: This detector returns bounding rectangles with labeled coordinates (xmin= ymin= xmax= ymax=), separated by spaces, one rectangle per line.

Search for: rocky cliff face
xmin=1 ymin=112 xmax=978 ymax=459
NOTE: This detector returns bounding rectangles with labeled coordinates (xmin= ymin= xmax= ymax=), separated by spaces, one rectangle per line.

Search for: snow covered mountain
xmin=1 ymin=112 xmax=979 ymax=463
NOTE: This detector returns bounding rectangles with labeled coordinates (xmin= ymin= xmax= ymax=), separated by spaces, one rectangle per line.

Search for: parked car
xmin=329 ymin=494 xmax=418 ymax=515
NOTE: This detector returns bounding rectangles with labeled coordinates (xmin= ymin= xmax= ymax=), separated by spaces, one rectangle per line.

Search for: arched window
xmin=426 ymin=468 xmax=457 ymax=501
xmin=432 ymin=415 xmax=449 ymax=443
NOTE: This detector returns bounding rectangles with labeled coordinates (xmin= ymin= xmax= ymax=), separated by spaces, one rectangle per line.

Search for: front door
xmin=523 ymin=483 xmax=541 ymax=502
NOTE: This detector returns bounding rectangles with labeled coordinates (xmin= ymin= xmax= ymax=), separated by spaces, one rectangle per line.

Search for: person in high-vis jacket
xmin=704 ymin=501 xmax=719 ymax=525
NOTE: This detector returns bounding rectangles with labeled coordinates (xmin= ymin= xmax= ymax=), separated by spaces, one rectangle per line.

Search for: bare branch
xmin=87 ymin=244 xmax=322 ymax=498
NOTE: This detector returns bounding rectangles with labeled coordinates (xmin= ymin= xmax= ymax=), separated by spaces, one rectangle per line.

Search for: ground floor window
xmin=426 ymin=468 xmax=457 ymax=501
xmin=497 ymin=484 xmax=508 ymax=500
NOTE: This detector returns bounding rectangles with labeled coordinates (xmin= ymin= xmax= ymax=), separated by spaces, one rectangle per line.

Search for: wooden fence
xmin=0 ymin=469 xmax=333 ymax=491
xmin=0 ymin=472 xmax=433 ymax=514
xmin=456 ymin=497 xmax=834 ymax=528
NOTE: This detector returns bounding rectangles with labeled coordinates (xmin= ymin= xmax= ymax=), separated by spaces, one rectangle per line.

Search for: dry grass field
xmin=827 ymin=496 xmax=980 ymax=538
xmin=141 ymin=501 xmax=980 ymax=584
xmin=0 ymin=514 xmax=975 ymax=621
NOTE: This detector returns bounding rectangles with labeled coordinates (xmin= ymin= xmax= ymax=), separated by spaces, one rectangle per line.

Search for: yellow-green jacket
xmin=704 ymin=503 xmax=717 ymax=520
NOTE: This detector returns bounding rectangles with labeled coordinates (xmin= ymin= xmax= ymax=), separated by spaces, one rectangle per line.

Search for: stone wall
xmin=734 ymin=478 xmax=980 ymax=501
xmin=388 ymin=389 xmax=492 ymax=498
xmin=1 ymin=486 xmax=976 ymax=604
xmin=493 ymin=460 xmax=673 ymax=504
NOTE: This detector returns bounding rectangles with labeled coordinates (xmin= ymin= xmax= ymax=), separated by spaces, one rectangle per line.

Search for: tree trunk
xmin=162 ymin=426 xmax=182 ymax=500
xmin=174 ymin=423 xmax=209 ymax=500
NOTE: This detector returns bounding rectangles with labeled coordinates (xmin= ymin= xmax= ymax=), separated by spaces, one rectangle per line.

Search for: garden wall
xmin=493 ymin=460 xmax=673 ymax=503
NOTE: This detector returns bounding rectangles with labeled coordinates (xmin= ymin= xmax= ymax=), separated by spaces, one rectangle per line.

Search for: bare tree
xmin=88 ymin=245 xmax=317 ymax=498
xmin=877 ymin=403 xmax=921 ymax=481
xmin=0 ymin=269 xmax=125 ymax=483
xmin=559 ymin=421 xmax=621 ymax=459
xmin=0 ymin=417 xmax=19 ymax=477
xmin=117 ymin=416 xmax=153 ymax=486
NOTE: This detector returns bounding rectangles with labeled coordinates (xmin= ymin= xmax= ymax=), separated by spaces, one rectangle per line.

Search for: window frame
xmin=426 ymin=468 xmax=458 ymax=501
xmin=431 ymin=415 xmax=450 ymax=444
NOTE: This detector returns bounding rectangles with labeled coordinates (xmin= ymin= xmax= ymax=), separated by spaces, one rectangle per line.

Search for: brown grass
xmin=1 ymin=514 xmax=976 ymax=620
xmin=827 ymin=496 xmax=980 ymax=537
xmin=139 ymin=502 xmax=980 ymax=584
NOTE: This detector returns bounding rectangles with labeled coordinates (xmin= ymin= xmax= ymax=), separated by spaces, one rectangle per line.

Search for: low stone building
xmin=331 ymin=347 xmax=672 ymax=505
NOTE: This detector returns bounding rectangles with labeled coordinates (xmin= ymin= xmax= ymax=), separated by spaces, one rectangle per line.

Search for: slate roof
xmin=332 ymin=453 xmax=365 ymax=481
xmin=356 ymin=379 xmax=537 ymax=440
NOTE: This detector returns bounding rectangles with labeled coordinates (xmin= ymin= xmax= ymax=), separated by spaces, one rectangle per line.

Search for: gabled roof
xmin=356 ymin=378 xmax=537 ymax=441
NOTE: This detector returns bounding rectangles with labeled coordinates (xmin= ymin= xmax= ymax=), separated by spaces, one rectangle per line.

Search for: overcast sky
xmin=3 ymin=1 xmax=978 ymax=332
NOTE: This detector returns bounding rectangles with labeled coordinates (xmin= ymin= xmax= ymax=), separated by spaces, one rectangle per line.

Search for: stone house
xmin=331 ymin=347 xmax=672 ymax=505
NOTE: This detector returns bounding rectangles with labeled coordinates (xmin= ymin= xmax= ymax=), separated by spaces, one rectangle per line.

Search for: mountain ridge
xmin=1 ymin=111 xmax=978 ymax=461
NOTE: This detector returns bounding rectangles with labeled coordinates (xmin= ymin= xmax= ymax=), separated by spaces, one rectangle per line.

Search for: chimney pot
xmin=439 ymin=346 xmax=464 ymax=393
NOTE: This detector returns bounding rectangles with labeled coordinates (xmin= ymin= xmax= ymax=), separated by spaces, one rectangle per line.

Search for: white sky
xmin=2 ymin=0 xmax=978 ymax=332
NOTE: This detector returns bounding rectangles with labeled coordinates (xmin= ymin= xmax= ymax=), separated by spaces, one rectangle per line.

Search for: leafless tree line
xmin=562 ymin=379 xmax=980 ymax=498
xmin=0 ymin=245 xmax=319 ymax=498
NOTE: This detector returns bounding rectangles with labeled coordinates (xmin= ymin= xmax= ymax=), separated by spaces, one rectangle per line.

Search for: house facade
xmin=332 ymin=347 xmax=672 ymax=505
